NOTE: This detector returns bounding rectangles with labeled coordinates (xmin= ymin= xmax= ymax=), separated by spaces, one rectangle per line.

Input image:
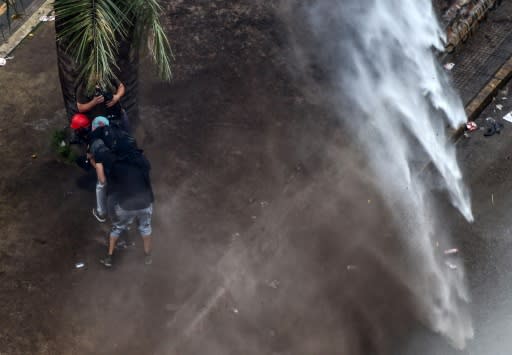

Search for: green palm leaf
xmin=55 ymin=0 xmax=129 ymax=93
xmin=126 ymin=0 xmax=174 ymax=80
xmin=54 ymin=0 xmax=173 ymax=118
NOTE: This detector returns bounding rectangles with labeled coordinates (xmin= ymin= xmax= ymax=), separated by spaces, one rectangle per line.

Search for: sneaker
xmin=144 ymin=254 xmax=152 ymax=265
xmin=92 ymin=208 xmax=106 ymax=223
xmin=100 ymin=254 xmax=113 ymax=268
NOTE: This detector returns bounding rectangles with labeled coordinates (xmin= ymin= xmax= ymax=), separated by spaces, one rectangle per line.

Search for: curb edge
xmin=0 ymin=0 xmax=53 ymax=57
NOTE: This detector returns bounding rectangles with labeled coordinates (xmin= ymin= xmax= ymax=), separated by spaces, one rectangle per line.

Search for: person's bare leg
xmin=108 ymin=235 xmax=119 ymax=255
xmin=143 ymin=235 xmax=152 ymax=265
xmin=142 ymin=235 xmax=152 ymax=255
xmin=100 ymin=235 xmax=119 ymax=267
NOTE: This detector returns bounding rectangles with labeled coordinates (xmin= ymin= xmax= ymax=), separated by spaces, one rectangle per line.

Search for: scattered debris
xmin=367 ymin=199 xmax=371 ymax=204
xmin=231 ymin=232 xmax=240 ymax=239
xmin=39 ymin=15 xmax=55 ymax=22
xmin=445 ymin=261 xmax=458 ymax=270
xmin=346 ymin=265 xmax=358 ymax=271
xmin=31 ymin=154 xmax=37 ymax=159
xmin=260 ymin=201 xmax=269 ymax=207
xmin=60 ymin=140 xmax=66 ymax=147
xmin=267 ymin=279 xmax=280 ymax=289
xmin=0 ymin=56 xmax=12 ymax=66
xmin=496 ymin=104 xmax=504 ymax=111
xmin=74 ymin=262 xmax=86 ymax=269
xmin=499 ymin=87 xmax=509 ymax=97
xmin=444 ymin=62 xmax=455 ymax=70
xmin=28 ymin=33 xmax=34 ymax=38
xmin=491 ymin=193 xmax=494 ymax=206
xmin=465 ymin=121 xmax=478 ymax=131
xmin=503 ymin=112 xmax=512 ymax=123
xmin=483 ymin=117 xmax=503 ymax=137
xmin=251 ymin=215 xmax=257 ymax=220
xmin=444 ymin=248 xmax=459 ymax=255
xmin=116 ymin=239 xmax=135 ymax=250
xmin=232 ymin=308 xmax=239 ymax=314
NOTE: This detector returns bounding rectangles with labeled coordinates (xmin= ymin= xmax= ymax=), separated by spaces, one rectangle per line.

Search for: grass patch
xmin=51 ymin=129 xmax=78 ymax=163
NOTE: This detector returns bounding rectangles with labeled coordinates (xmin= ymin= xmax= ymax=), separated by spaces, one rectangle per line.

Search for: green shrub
xmin=51 ymin=129 xmax=78 ymax=163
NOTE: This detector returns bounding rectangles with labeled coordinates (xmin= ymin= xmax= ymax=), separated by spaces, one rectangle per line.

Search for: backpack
xmin=92 ymin=123 xmax=139 ymax=160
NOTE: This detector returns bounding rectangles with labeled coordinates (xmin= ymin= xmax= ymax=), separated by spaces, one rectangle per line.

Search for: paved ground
xmin=400 ymin=79 xmax=512 ymax=355
xmin=444 ymin=0 xmax=512 ymax=105
xmin=0 ymin=0 xmax=45 ymax=37
xmin=0 ymin=1 xmax=511 ymax=354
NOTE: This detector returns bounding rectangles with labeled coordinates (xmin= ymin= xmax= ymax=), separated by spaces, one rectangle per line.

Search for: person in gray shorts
xmin=89 ymin=120 xmax=155 ymax=268
xmin=103 ymin=154 xmax=154 ymax=267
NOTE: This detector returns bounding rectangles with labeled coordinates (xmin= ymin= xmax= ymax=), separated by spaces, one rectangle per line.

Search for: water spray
xmin=285 ymin=0 xmax=474 ymax=349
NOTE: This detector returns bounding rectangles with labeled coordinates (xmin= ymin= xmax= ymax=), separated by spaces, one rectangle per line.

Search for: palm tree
xmin=53 ymin=0 xmax=172 ymax=124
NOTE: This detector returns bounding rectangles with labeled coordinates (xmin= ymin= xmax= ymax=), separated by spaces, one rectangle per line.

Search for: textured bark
xmin=117 ymin=37 xmax=140 ymax=127
xmin=55 ymin=17 xmax=79 ymax=120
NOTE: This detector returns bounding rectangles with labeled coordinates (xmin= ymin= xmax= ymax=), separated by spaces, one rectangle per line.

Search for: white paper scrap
xmin=503 ymin=112 xmax=512 ymax=123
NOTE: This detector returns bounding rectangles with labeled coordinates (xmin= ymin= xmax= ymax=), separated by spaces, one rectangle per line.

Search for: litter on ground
xmin=503 ymin=112 xmax=512 ymax=123
xmin=267 ymin=280 xmax=280 ymax=289
xmin=39 ymin=15 xmax=55 ymax=22
xmin=445 ymin=261 xmax=457 ymax=270
xmin=466 ymin=121 xmax=478 ymax=131
xmin=444 ymin=62 xmax=455 ymax=70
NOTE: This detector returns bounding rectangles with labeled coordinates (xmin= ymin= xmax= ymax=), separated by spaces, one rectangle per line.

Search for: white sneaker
xmin=92 ymin=208 xmax=106 ymax=223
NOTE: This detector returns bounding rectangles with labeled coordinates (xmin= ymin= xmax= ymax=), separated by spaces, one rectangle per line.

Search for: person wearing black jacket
xmin=88 ymin=117 xmax=154 ymax=268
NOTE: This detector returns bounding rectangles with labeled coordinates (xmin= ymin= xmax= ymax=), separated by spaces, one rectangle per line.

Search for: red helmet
xmin=70 ymin=113 xmax=91 ymax=130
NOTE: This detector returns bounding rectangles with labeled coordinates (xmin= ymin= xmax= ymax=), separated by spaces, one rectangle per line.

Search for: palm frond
xmin=127 ymin=0 xmax=173 ymax=80
xmin=55 ymin=0 xmax=129 ymax=93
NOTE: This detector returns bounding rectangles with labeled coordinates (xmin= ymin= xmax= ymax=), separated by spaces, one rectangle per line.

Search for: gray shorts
xmin=111 ymin=204 xmax=153 ymax=238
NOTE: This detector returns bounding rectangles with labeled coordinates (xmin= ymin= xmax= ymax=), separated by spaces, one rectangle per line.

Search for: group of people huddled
xmin=70 ymin=80 xmax=154 ymax=268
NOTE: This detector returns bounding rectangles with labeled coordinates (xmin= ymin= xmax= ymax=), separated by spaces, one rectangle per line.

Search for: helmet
xmin=70 ymin=113 xmax=91 ymax=130
xmin=91 ymin=116 xmax=110 ymax=131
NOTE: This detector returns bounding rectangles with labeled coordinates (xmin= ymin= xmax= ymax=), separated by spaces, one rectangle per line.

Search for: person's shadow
xmin=75 ymin=168 xmax=97 ymax=192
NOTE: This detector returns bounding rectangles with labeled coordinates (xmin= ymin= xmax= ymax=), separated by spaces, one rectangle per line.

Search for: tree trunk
xmin=55 ymin=17 xmax=79 ymax=120
xmin=117 ymin=38 xmax=140 ymax=127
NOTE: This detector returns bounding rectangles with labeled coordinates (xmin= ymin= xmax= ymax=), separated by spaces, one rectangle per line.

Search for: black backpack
xmin=92 ymin=123 xmax=139 ymax=160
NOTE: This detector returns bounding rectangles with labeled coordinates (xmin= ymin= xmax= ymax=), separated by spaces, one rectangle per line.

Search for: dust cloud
xmin=58 ymin=1 xmax=476 ymax=354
